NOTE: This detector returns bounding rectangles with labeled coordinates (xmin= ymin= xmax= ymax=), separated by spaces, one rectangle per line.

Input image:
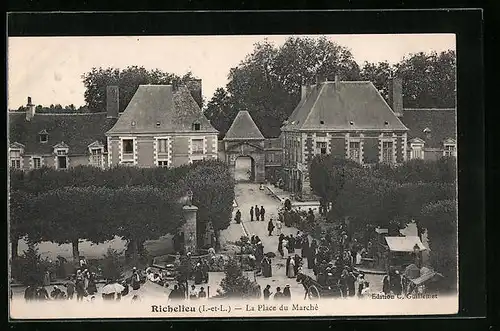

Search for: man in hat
xmin=198 ymin=287 xmax=207 ymax=299
xmin=250 ymin=206 xmax=254 ymax=222
xmin=260 ymin=206 xmax=266 ymax=222
xmin=283 ymin=284 xmax=291 ymax=299
xmin=273 ymin=287 xmax=284 ymax=299
xmin=131 ymin=267 xmax=141 ymax=291
xmin=255 ymin=205 xmax=260 ymax=221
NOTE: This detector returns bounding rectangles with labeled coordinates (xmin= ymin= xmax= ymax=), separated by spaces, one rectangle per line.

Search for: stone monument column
xmin=182 ymin=205 xmax=198 ymax=254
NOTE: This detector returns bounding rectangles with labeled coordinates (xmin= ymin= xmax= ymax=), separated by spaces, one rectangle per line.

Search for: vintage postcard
xmin=8 ymin=33 xmax=458 ymax=319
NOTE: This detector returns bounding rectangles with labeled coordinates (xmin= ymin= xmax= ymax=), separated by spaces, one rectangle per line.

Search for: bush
xmin=101 ymin=248 xmax=124 ymax=281
xmin=218 ymin=258 xmax=260 ymax=298
xmin=11 ymin=241 xmax=47 ymax=286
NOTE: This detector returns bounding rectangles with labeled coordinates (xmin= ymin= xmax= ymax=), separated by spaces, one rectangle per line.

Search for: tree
xmin=207 ymin=37 xmax=361 ymax=137
xmin=395 ymin=50 xmax=456 ymax=108
xmin=360 ymin=61 xmax=395 ymax=102
xmin=418 ymin=200 xmax=457 ymax=291
xmin=11 ymin=240 xmax=46 ymax=286
xmin=9 ymin=189 xmax=33 ymax=259
xmin=203 ymin=88 xmax=234 ymax=139
xmin=218 ymin=258 xmax=260 ymax=298
xmin=81 ymin=66 xmax=202 ymax=112
xmin=101 ymin=248 xmax=124 ymax=281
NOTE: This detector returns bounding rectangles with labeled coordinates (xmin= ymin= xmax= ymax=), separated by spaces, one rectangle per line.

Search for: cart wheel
xmin=308 ymin=285 xmax=320 ymax=300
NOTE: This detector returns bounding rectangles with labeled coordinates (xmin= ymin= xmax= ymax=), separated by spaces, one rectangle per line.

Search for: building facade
xmin=105 ymin=83 xmax=218 ymax=167
xmin=8 ymin=97 xmax=117 ymax=171
xmin=280 ymin=77 xmax=409 ymax=196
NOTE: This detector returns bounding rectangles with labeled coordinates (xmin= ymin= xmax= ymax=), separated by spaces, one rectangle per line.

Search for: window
xmin=267 ymin=153 xmax=275 ymax=163
xmin=57 ymin=150 xmax=67 ymax=156
xmin=410 ymin=145 xmax=424 ymax=160
xmin=123 ymin=139 xmax=134 ymax=154
xmin=158 ymin=160 xmax=169 ymax=167
xmin=193 ymin=123 xmax=201 ymax=131
xmin=10 ymin=150 xmax=22 ymax=169
xmin=32 ymin=157 xmax=41 ymax=169
xmin=316 ymin=142 xmax=327 ymax=155
xmin=40 ymin=134 xmax=48 ymax=143
xmin=90 ymin=148 xmax=103 ymax=168
xmin=444 ymin=144 xmax=456 ymax=157
xmin=192 ymin=139 xmax=204 ymax=154
xmin=382 ymin=141 xmax=394 ymax=163
xmin=349 ymin=141 xmax=361 ymax=162
xmin=158 ymin=139 xmax=168 ymax=153
xmin=57 ymin=156 xmax=68 ymax=169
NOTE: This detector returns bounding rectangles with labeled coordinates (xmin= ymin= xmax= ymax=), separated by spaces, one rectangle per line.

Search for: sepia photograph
xmin=8 ymin=33 xmax=459 ymax=319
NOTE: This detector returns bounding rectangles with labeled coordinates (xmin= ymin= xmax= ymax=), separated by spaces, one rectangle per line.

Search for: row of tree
xmin=10 ymin=160 xmax=235 ymax=262
xmin=204 ymin=36 xmax=456 ymax=137
xmin=81 ymin=67 xmax=203 ymax=112
xmin=309 ymin=156 xmax=457 ymax=288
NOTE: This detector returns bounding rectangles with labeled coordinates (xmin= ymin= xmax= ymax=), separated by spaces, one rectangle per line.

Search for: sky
xmin=7 ymin=34 xmax=455 ymax=109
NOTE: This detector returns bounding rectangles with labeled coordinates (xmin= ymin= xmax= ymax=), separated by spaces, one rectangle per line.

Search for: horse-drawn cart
xmin=296 ymin=273 xmax=344 ymax=299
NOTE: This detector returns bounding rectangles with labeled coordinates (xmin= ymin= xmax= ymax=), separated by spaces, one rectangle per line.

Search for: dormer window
xmin=156 ymin=121 xmax=161 ymax=127
xmin=443 ymin=139 xmax=457 ymax=157
xmin=423 ymin=127 xmax=431 ymax=133
xmin=409 ymin=138 xmax=425 ymax=160
xmin=384 ymin=121 xmax=389 ymax=126
xmin=193 ymin=122 xmax=201 ymax=131
xmin=349 ymin=121 xmax=355 ymax=126
xmin=320 ymin=120 xmax=325 ymax=125
xmin=131 ymin=121 xmax=136 ymax=127
xmin=39 ymin=129 xmax=49 ymax=143
xmin=9 ymin=143 xmax=24 ymax=169
xmin=88 ymin=141 xmax=105 ymax=168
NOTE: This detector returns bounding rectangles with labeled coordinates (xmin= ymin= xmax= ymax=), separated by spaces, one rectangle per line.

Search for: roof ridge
xmin=34 ymin=112 xmax=107 ymax=116
xmin=302 ymin=83 xmax=326 ymax=129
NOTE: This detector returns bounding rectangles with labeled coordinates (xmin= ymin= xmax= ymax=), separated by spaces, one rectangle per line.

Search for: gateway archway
xmin=234 ymin=156 xmax=255 ymax=182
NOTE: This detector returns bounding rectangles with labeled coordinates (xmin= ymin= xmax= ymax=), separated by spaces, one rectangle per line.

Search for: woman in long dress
xmin=307 ymin=240 xmax=317 ymax=269
xmin=262 ymin=256 xmax=272 ymax=277
xmin=283 ymin=238 xmax=289 ymax=259
xmin=287 ymin=256 xmax=296 ymax=278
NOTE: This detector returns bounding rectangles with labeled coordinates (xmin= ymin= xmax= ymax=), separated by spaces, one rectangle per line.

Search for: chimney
xmin=106 ymin=86 xmax=119 ymax=119
xmin=186 ymin=79 xmax=203 ymax=109
xmin=26 ymin=96 xmax=35 ymax=121
xmin=389 ymin=77 xmax=403 ymax=117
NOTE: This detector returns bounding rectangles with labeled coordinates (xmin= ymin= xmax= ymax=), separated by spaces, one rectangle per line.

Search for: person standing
xmin=169 ymin=285 xmax=181 ymax=300
xmin=255 ymin=205 xmax=260 ymax=221
xmin=346 ymin=268 xmax=357 ymax=297
xmin=189 ymin=285 xmax=198 ymax=300
xmin=287 ymin=256 xmax=296 ymax=278
xmin=275 ymin=218 xmax=282 ymax=236
xmin=301 ymin=235 xmax=309 ymax=258
xmin=250 ymin=206 xmax=254 ymax=222
xmin=382 ymin=274 xmax=391 ymax=295
xmin=283 ymin=284 xmax=291 ymax=299
xmin=278 ymin=234 xmax=284 ymax=258
xmin=235 ymin=209 xmax=242 ymax=224
xmin=65 ymin=277 xmax=75 ymax=300
xmin=273 ymin=287 xmax=284 ymax=299
xmin=198 ymin=287 xmax=207 ymax=299
xmin=263 ymin=285 xmax=272 ymax=300
xmin=308 ymin=240 xmax=317 ymax=270
xmin=261 ymin=256 xmax=272 ymax=277
xmin=293 ymin=254 xmax=301 ymax=275
xmin=282 ymin=237 xmax=289 ymax=260
xmin=260 ymin=206 xmax=266 ymax=222
xmin=131 ymin=267 xmax=141 ymax=291
xmin=267 ymin=219 xmax=275 ymax=236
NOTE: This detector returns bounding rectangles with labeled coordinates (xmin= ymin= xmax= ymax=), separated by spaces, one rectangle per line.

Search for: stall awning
xmin=385 ymin=236 xmax=427 ymax=252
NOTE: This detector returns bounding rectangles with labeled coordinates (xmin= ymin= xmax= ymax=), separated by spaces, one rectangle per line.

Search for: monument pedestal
xmin=182 ymin=205 xmax=198 ymax=254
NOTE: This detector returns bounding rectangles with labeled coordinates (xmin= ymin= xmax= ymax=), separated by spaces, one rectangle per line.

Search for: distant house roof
xmin=224 ymin=111 xmax=264 ymax=140
xmin=282 ymin=81 xmax=408 ymax=132
xmin=8 ymin=112 xmax=117 ymax=155
xmin=402 ymin=108 xmax=456 ymax=148
xmin=106 ymin=85 xmax=217 ymax=135
xmin=385 ymin=236 xmax=427 ymax=252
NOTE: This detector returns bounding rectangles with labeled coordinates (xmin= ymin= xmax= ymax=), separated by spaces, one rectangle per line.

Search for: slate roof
xmin=401 ymin=108 xmax=456 ymax=148
xmin=282 ymin=81 xmax=408 ymax=132
xmin=106 ymin=85 xmax=218 ymax=135
xmin=8 ymin=112 xmax=117 ymax=155
xmin=224 ymin=111 xmax=265 ymax=140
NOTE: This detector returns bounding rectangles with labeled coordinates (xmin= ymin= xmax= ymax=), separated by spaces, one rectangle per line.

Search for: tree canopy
xmin=81 ymin=66 xmax=202 ymax=112
xmin=205 ymin=36 xmax=456 ymax=138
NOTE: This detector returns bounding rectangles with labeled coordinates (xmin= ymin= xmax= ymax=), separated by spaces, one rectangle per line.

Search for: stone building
xmin=280 ymin=76 xmax=409 ymax=196
xmin=8 ymin=97 xmax=116 ymax=171
xmin=106 ymin=83 xmax=218 ymax=167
